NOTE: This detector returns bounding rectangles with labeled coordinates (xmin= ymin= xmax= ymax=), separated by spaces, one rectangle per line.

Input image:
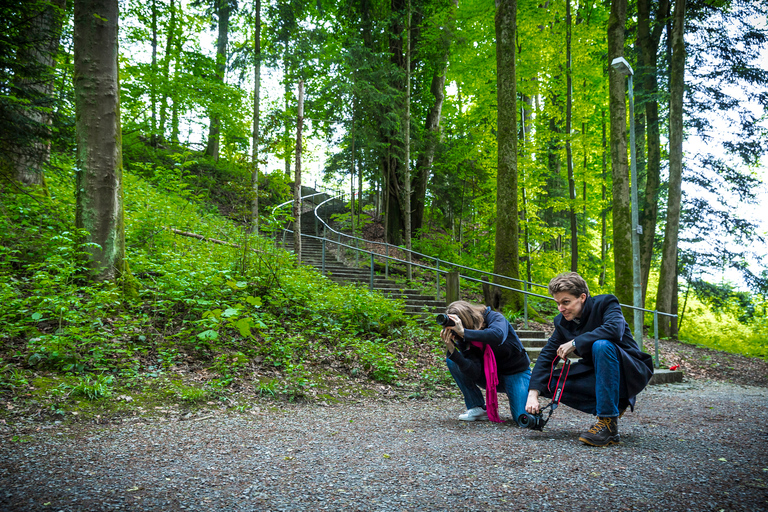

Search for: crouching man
xmin=525 ymin=272 xmax=654 ymax=446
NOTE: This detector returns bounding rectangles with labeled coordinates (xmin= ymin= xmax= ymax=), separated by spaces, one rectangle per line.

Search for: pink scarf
xmin=471 ymin=341 xmax=503 ymax=423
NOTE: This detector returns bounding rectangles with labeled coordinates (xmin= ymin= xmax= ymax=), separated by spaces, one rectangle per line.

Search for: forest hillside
xmin=1 ymin=0 xmax=767 ymax=421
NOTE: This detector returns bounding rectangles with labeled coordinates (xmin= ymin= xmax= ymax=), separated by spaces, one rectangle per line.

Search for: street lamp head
xmin=611 ymin=57 xmax=634 ymax=77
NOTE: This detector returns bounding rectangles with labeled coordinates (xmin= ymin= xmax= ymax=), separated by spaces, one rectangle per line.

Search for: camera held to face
xmin=435 ymin=313 xmax=455 ymax=327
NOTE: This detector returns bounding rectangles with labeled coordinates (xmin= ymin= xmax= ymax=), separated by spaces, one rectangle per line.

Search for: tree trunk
xmin=608 ymin=0 xmax=633 ymax=315
xmin=284 ymin=54 xmax=292 ymax=178
xmin=11 ymin=0 xmax=67 ymax=187
xmin=404 ymin=0 xmax=412 ymax=280
xmin=205 ymin=0 xmax=229 ymax=160
xmin=73 ymin=0 xmax=126 ymax=282
xmin=565 ymin=0 xmax=578 ymax=271
xmin=493 ymin=0 xmax=522 ymax=311
xmin=159 ymin=0 xmax=177 ymax=137
xmin=250 ymin=0 xmax=261 ymax=234
xmin=600 ymin=110 xmax=608 ymax=287
xmin=411 ymin=0 xmax=456 ymax=236
xmin=638 ymin=0 xmax=670 ymax=304
xmin=293 ymin=80 xmax=304 ymax=263
xmin=150 ymin=0 xmax=158 ymax=138
xmin=657 ymin=0 xmax=686 ymax=337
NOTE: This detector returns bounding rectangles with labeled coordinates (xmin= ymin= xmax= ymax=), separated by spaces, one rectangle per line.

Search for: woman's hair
xmin=548 ymin=272 xmax=590 ymax=298
xmin=446 ymin=300 xmax=487 ymax=329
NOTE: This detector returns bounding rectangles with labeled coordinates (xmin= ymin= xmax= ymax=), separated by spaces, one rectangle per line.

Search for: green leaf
xmin=234 ymin=318 xmax=252 ymax=338
xmin=222 ymin=308 xmax=239 ymax=318
xmin=245 ymin=296 xmax=262 ymax=308
xmin=197 ymin=329 xmax=219 ymax=340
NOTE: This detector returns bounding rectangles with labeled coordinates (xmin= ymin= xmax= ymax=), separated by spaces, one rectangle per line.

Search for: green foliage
xmin=0 ymin=154 xmax=424 ymax=410
xmin=65 ymin=374 xmax=115 ymax=400
xmin=678 ymin=293 xmax=767 ymax=359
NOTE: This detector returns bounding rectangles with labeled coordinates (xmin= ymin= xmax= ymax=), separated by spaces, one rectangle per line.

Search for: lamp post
xmin=611 ymin=56 xmax=644 ymax=351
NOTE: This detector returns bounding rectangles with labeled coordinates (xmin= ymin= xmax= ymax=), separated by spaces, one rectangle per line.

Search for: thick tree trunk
xmin=565 ymin=0 xmax=578 ymax=271
xmin=383 ymin=0 xmax=407 ymax=246
xmin=74 ymin=0 xmax=126 ymax=282
xmin=11 ymin=0 xmax=67 ymax=187
xmin=293 ymin=80 xmax=304 ymax=263
xmin=608 ymin=0 xmax=633 ymax=314
xmin=657 ymin=0 xmax=686 ymax=337
xmin=250 ymin=0 xmax=261 ymax=234
xmin=205 ymin=0 xmax=229 ymax=160
xmin=638 ymin=0 xmax=670 ymax=305
xmin=493 ymin=0 xmax=522 ymax=311
xmin=404 ymin=0 xmax=412 ymax=279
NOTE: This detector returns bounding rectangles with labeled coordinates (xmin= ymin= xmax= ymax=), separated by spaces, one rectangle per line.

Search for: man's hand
xmin=557 ymin=340 xmax=577 ymax=360
xmin=525 ymin=390 xmax=541 ymax=414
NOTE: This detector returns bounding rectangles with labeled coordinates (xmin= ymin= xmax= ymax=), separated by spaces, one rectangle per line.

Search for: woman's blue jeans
xmin=446 ymin=357 xmax=532 ymax=425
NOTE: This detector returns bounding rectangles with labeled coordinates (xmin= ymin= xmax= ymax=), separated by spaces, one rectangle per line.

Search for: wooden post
xmin=446 ymin=271 xmax=460 ymax=305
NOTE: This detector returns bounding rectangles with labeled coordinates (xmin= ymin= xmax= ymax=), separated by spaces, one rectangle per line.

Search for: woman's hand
xmin=446 ymin=314 xmax=464 ymax=338
xmin=440 ymin=328 xmax=456 ymax=354
xmin=525 ymin=390 xmax=541 ymax=414
xmin=557 ymin=340 xmax=577 ymax=360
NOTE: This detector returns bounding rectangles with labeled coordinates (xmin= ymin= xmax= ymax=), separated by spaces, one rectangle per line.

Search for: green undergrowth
xmin=0 ymin=159 xmax=448 ymax=424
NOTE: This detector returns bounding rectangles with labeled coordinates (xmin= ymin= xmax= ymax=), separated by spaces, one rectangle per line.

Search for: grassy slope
xmin=0 ymin=155 xmax=451 ymax=424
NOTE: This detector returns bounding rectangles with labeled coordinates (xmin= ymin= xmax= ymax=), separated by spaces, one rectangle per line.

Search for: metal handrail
xmin=272 ymin=190 xmax=677 ymax=369
xmin=313 ymin=195 xmax=547 ymax=289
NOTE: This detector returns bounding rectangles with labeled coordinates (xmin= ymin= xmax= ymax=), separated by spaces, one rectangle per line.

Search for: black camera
xmin=518 ymin=402 xmax=558 ymax=430
xmin=435 ymin=313 xmax=455 ymax=327
xmin=518 ymin=412 xmax=547 ymax=431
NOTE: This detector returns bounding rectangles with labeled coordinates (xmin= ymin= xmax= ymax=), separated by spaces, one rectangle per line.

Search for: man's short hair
xmin=548 ymin=272 xmax=590 ymax=298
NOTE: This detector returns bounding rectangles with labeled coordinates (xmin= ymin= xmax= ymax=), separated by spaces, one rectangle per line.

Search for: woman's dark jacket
xmin=447 ymin=307 xmax=530 ymax=383
xmin=529 ymin=294 xmax=654 ymax=405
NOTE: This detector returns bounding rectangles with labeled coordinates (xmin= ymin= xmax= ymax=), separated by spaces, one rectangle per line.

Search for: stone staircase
xmin=282 ymin=231 xmax=446 ymax=316
xmin=281 ymin=193 xmax=682 ymax=385
xmin=517 ymin=329 xmax=681 ymax=384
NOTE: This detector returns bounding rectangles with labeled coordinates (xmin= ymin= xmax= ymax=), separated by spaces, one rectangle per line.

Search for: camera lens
xmin=435 ymin=313 xmax=455 ymax=327
xmin=517 ymin=412 xmax=542 ymax=430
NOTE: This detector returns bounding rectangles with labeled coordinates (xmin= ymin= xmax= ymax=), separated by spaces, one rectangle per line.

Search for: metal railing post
xmin=523 ymin=281 xmax=529 ymax=329
xmin=435 ymin=258 xmax=440 ymax=300
xmin=385 ymin=244 xmax=389 ymax=279
xmin=370 ymin=253 xmax=374 ymax=290
xmin=653 ymin=311 xmax=659 ymax=369
xmin=322 ymin=239 xmax=326 ymax=274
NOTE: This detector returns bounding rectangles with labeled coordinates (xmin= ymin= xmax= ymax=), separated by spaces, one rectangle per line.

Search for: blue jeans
xmin=446 ymin=358 xmax=532 ymax=426
xmin=593 ymin=339 xmax=621 ymax=418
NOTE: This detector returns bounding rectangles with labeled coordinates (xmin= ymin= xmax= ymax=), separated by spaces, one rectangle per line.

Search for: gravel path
xmin=2 ymin=380 xmax=767 ymax=511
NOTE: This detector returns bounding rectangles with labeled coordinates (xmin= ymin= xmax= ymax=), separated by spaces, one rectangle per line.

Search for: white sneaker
xmin=458 ymin=407 xmax=488 ymax=421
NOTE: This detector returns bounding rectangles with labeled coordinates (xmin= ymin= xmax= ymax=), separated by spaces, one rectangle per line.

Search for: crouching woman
xmin=442 ymin=301 xmax=531 ymax=425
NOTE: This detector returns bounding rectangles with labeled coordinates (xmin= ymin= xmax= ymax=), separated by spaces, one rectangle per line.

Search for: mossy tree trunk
xmin=657 ymin=0 xmax=687 ymax=338
xmin=73 ymin=0 xmax=126 ymax=282
xmin=608 ymin=0 xmax=633 ymax=317
xmin=493 ymin=0 xmax=522 ymax=312
xmin=11 ymin=0 xmax=67 ymax=188
xmin=205 ymin=0 xmax=230 ymax=161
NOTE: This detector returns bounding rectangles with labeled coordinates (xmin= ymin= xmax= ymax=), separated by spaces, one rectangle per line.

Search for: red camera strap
xmin=547 ymin=357 xmax=571 ymax=405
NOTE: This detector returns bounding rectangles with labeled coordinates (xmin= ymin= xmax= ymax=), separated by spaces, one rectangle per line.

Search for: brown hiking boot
xmin=579 ymin=417 xmax=620 ymax=447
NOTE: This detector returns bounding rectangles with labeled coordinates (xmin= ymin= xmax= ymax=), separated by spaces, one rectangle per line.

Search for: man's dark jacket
xmin=448 ymin=307 xmax=530 ymax=383
xmin=529 ymin=294 xmax=654 ymax=410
